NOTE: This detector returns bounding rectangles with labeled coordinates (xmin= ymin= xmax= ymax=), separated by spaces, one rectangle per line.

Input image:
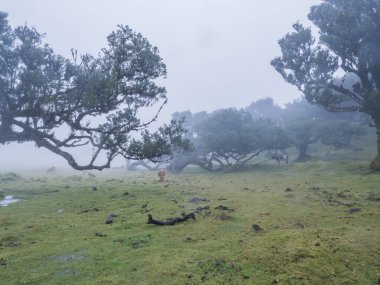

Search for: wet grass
xmin=0 ymin=159 xmax=379 ymax=284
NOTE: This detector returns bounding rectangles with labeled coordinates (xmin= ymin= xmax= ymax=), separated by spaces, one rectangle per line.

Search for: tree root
xmin=147 ymin=213 xmax=196 ymax=226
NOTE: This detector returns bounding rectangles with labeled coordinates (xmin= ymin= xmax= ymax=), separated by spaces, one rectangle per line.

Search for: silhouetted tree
xmin=282 ymin=98 xmax=367 ymax=161
xmin=286 ymin=120 xmax=322 ymax=162
xmin=271 ymin=0 xmax=380 ymax=170
xmin=194 ymin=108 xmax=290 ymax=170
xmin=245 ymin=97 xmax=283 ymax=123
xmin=167 ymin=111 xmax=209 ymax=171
xmin=319 ymin=121 xmax=367 ymax=154
xmin=168 ymin=108 xmax=291 ymax=171
xmin=0 ymin=12 xmax=187 ymax=170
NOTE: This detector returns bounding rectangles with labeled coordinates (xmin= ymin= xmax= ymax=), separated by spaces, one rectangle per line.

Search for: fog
xmin=0 ymin=0 xmax=321 ymax=170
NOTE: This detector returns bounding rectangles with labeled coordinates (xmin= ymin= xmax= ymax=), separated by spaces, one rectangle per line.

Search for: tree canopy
xmin=168 ymin=108 xmax=290 ymax=171
xmin=0 ymin=12 xmax=187 ymax=170
xmin=271 ymin=0 xmax=380 ymax=170
xmin=319 ymin=120 xmax=367 ymax=153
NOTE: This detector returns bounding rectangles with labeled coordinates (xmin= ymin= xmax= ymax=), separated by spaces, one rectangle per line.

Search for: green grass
xmin=0 ymin=159 xmax=379 ymax=284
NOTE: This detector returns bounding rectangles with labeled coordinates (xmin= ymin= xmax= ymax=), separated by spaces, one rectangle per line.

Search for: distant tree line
xmin=2 ymin=0 xmax=379 ymax=171
xmin=163 ymin=97 xmax=368 ymax=172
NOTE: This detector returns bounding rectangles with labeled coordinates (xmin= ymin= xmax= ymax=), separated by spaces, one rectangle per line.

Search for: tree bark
xmin=295 ymin=143 xmax=311 ymax=162
xmin=370 ymin=119 xmax=380 ymax=171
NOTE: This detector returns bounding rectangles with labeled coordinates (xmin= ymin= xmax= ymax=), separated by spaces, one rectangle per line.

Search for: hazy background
xmin=0 ymin=0 xmax=320 ymax=170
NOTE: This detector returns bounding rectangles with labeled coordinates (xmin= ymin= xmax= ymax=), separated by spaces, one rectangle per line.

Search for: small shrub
xmin=0 ymin=172 xmax=21 ymax=182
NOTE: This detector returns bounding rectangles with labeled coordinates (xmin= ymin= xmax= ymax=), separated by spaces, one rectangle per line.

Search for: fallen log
xmin=147 ymin=213 xmax=196 ymax=226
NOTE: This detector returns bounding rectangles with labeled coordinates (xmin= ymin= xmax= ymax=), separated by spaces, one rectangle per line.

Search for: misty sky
xmin=0 ymin=0 xmax=321 ymax=169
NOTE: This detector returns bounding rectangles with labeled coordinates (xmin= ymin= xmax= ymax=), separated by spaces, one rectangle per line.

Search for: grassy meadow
xmin=0 ymin=150 xmax=379 ymax=284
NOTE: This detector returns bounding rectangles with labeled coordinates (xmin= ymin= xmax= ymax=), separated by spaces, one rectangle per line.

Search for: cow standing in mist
xmin=271 ymin=153 xmax=289 ymax=164
xmin=46 ymin=166 xmax=56 ymax=174
xmin=158 ymin=168 xmax=166 ymax=182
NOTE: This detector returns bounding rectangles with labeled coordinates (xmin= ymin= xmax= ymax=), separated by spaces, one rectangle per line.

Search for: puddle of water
xmin=0 ymin=195 xmax=20 ymax=207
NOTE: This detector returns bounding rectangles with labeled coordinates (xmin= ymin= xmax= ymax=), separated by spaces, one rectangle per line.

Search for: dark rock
xmin=295 ymin=222 xmax=305 ymax=228
xmin=106 ymin=213 xmax=117 ymax=224
xmin=189 ymin=197 xmax=210 ymax=203
xmin=285 ymin=187 xmax=293 ymax=192
xmin=337 ymin=192 xmax=352 ymax=198
xmin=122 ymin=191 xmax=129 ymax=196
xmin=92 ymin=186 xmax=97 ymax=191
xmin=348 ymin=208 xmax=361 ymax=213
xmin=0 ymin=258 xmax=6 ymax=266
xmin=309 ymin=187 xmax=321 ymax=192
xmin=194 ymin=206 xmax=210 ymax=213
xmin=252 ymin=224 xmax=264 ymax=232
xmin=95 ymin=232 xmax=107 ymax=237
xmin=106 ymin=178 xmax=123 ymax=183
xmin=215 ymin=205 xmax=234 ymax=211
xmin=79 ymin=207 xmax=100 ymax=214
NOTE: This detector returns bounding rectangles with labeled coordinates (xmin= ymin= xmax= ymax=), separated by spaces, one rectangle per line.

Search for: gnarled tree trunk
xmin=295 ymin=142 xmax=311 ymax=162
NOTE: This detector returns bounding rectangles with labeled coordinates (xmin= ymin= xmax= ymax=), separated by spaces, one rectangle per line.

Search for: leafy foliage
xmin=169 ymin=108 xmax=290 ymax=171
xmin=245 ymin=98 xmax=283 ymax=122
xmin=320 ymin=121 xmax=367 ymax=151
xmin=271 ymin=0 xmax=380 ymax=169
xmin=282 ymin=98 xmax=367 ymax=161
xmin=0 ymin=12 xmax=187 ymax=170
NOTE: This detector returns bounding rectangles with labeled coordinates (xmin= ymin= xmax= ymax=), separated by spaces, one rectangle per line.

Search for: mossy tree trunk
xmin=295 ymin=142 xmax=311 ymax=162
